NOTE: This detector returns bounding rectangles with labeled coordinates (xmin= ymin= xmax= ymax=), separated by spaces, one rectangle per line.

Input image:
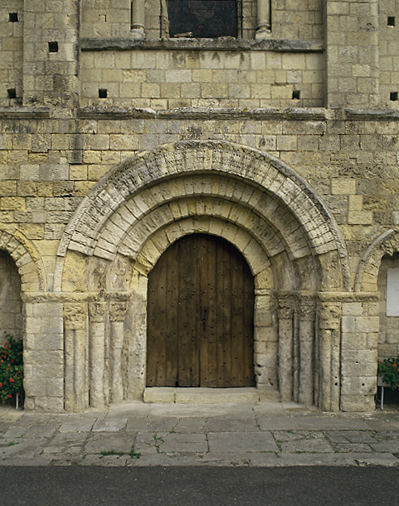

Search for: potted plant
xmin=0 ymin=333 xmax=24 ymax=406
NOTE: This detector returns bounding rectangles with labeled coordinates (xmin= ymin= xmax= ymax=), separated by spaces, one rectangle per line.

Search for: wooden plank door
xmin=147 ymin=233 xmax=254 ymax=387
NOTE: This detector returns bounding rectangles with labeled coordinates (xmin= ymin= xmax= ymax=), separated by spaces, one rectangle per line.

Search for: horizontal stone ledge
xmin=276 ymin=290 xmax=379 ymax=302
xmin=345 ymin=108 xmax=399 ymax=121
xmin=80 ymin=37 xmax=324 ymax=53
xmin=78 ymin=106 xmax=330 ymax=121
xmin=22 ymin=291 xmax=131 ymax=303
xmin=0 ymin=107 xmax=50 ymax=119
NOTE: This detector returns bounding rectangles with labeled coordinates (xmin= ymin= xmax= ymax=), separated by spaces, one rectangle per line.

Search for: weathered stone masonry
xmin=0 ymin=0 xmax=399 ymax=412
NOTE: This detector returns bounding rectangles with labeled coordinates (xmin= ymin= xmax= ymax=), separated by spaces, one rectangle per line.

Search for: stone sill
xmin=80 ymin=37 xmax=324 ymax=53
xmin=345 ymin=108 xmax=399 ymax=121
xmin=0 ymin=107 xmax=50 ymax=119
xmin=78 ymin=106 xmax=331 ymax=121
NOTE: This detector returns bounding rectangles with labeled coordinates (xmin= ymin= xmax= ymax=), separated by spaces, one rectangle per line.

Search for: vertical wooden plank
xmin=242 ymin=259 xmax=255 ymax=386
xmin=165 ymin=242 xmax=179 ymax=386
xmin=230 ymin=251 xmax=242 ymax=386
xmin=178 ymin=235 xmax=199 ymax=386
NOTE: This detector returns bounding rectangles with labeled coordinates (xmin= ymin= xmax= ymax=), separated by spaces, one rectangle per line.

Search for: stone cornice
xmin=0 ymin=107 xmax=50 ymax=119
xmin=80 ymin=37 xmax=324 ymax=53
xmin=78 ymin=106 xmax=330 ymax=121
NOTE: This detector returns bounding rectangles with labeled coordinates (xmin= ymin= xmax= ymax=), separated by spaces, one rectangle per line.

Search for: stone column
xmin=88 ymin=302 xmax=107 ymax=409
xmin=131 ymin=0 xmax=145 ymax=39
xmin=298 ymin=299 xmax=316 ymax=407
xmin=278 ymin=297 xmax=295 ymax=402
xmin=255 ymin=0 xmax=271 ymax=39
xmin=109 ymin=301 xmax=127 ymax=404
xmin=317 ymin=302 xmax=341 ymax=412
xmin=64 ymin=303 xmax=88 ymax=412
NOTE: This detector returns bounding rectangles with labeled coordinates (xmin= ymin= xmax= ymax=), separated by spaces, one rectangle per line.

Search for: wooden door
xmin=147 ymin=234 xmax=254 ymax=387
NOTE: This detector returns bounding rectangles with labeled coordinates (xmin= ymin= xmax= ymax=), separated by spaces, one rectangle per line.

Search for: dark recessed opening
xmin=9 ymin=12 xmax=18 ymax=22
xmin=7 ymin=88 xmax=17 ymax=99
xmin=48 ymin=41 xmax=59 ymax=53
xmin=292 ymin=90 xmax=301 ymax=100
xmin=388 ymin=16 xmax=395 ymax=26
xmin=390 ymin=92 xmax=398 ymax=101
xmin=99 ymin=89 xmax=108 ymax=98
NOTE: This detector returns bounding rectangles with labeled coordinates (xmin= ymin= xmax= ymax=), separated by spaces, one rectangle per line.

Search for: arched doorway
xmin=147 ymin=233 xmax=255 ymax=388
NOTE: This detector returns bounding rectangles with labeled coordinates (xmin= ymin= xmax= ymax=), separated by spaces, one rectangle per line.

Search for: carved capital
xmin=299 ymin=299 xmax=316 ymax=320
xmin=89 ymin=302 xmax=107 ymax=323
xmin=63 ymin=303 xmax=86 ymax=330
xmin=109 ymin=301 xmax=127 ymax=322
xmin=318 ymin=302 xmax=341 ymax=330
xmin=278 ymin=297 xmax=295 ymax=319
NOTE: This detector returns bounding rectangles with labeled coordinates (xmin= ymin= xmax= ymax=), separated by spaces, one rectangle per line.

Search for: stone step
xmin=143 ymin=387 xmax=263 ymax=404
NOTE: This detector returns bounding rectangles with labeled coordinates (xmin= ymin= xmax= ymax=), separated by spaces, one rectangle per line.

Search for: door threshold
xmin=144 ymin=387 xmax=260 ymax=404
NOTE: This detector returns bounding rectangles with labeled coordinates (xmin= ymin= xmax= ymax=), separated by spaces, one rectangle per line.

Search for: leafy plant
xmin=378 ymin=357 xmax=399 ymax=390
xmin=0 ymin=332 xmax=24 ymax=403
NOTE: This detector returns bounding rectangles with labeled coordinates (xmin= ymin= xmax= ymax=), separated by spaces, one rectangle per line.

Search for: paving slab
xmin=161 ymin=433 xmax=208 ymax=454
xmin=208 ymin=431 xmax=277 ymax=453
xmin=92 ymin=417 xmax=127 ymax=432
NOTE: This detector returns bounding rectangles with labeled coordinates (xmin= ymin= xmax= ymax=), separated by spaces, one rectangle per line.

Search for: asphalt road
xmin=0 ymin=466 xmax=395 ymax=506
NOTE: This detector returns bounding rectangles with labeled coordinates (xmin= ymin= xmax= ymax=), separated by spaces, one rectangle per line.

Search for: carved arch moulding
xmin=57 ymin=140 xmax=349 ymax=293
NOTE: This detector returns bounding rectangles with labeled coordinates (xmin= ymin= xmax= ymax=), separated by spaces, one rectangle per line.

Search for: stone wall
xmin=0 ymin=1 xmax=399 ymax=412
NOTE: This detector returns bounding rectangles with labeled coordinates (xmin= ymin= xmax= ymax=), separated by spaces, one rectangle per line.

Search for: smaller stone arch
xmin=0 ymin=227 xmax=46 ymax=292
xmin=355 ymin=229 xmax=399 ymax=293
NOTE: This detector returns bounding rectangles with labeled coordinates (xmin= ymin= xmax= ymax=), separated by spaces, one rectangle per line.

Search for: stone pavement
xmin=1 ymin=399 xmax=399 ymax=467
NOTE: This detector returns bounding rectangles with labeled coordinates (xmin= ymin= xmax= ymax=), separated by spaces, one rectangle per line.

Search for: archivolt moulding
xmin=57 ymin=141 xmax=350 ymax=291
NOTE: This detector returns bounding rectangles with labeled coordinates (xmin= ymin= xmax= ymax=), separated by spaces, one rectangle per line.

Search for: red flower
xmin=0 ymin=382 xmax=2 ymax=387
xmin=8 ymin=395 xmax=11 ymax=398
xmin=9 ymin=378 xmax=14 ymax=383
xmin=393 ymin=363 xmax=397 ymax=368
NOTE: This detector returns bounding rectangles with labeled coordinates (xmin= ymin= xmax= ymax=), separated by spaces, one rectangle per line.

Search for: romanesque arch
xmin=57 ymin=141 xmax=350 ymax=411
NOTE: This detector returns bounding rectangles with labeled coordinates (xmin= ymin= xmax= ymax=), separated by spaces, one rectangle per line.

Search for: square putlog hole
xmin=390 ymin=92 xmax=398 ymax=101
xmin=388 ymin=16 xmax=395 ymax=26
xmin=98 ymin=89 xmax=108 ymax=98
xmin=9 ymin=12 xmax=18 ymax=22
xmin=48 ymin=41 xmax=59 ymax=53
xmin=7 ymin=88 xmax=17 ymax=99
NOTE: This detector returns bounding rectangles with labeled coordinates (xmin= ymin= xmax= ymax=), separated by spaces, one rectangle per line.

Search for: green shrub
xmin=0 ymin=332 xmax=24 ymax=403
xmin=378 ymin=357 xmax=399 ymax=390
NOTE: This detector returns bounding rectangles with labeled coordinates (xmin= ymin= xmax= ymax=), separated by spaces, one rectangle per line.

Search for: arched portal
xmin=58 ymin=141 xmax=350 ymax=412
xmin=147 ymin=233 xmax=255 ymax=388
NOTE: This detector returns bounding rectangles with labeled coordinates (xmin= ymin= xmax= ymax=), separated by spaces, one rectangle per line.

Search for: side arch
xmin=0 ymin=227 xmax=46 ymax=292
xmin=355 ymin=229 xmax=399 ymax=292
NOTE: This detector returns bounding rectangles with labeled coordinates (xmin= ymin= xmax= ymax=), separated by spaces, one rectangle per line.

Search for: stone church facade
xmin=0 ymin=0 xmax=399 ymax=412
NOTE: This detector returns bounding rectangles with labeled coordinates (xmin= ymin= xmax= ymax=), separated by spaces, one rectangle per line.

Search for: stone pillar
xmin=88 ymin=301 xmax=107 ymax=409
xmin=131 ymin=0 xmax=146 ymax=39
xmin=109 ymin=301 xmax=127 ymax=404
xmin=298 ymin=299 xmax=316 ymax=407
xmin=317 ymin=302 xmax=341 ymax=412
xmin=278 ymin=297 xmax=295 ymax=402
xmin=255 ymin=0 xmax=271 ymax=39
xmin=64 ymin=303 xmax=88 ymax=412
